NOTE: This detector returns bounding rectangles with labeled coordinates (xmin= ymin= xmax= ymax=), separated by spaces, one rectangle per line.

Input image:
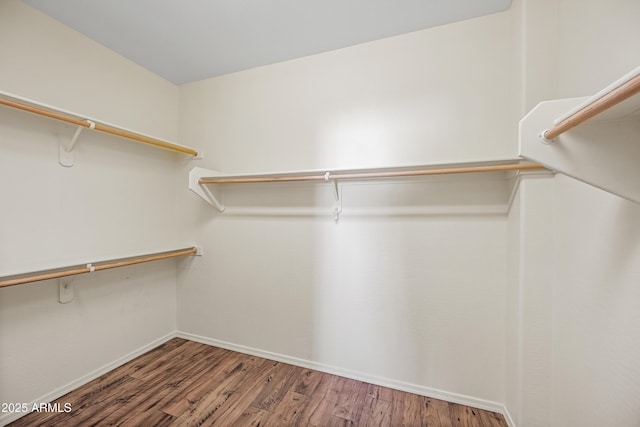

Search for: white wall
xmin=505 ymin=177 xmax=522 ymax=425
xmin=554 ymin=0 xmax=640 ymax=98
xmin=508 ymin=0 xmax=640 ymax=425
xmin=552 ymin=175 xmax=640 ymax=427
xmin=509 ymin=173 xmax=640 ymax=427
xmin=178 ymin=192 xmax=510 ymax=407
xmin=177 ymin=11 xmax=516 ymax=409
xmin=0 ymin=2 xmax=183 ymax=422
xmin=0 ymin=2 xmax=178 ymax=139
xmin=179 ymin=11 xmax=517 ymax=174
xmin=518 ymin=0 xmax=640 ymax=110
xmin=505 ymin=174 xmax=555 ymax=427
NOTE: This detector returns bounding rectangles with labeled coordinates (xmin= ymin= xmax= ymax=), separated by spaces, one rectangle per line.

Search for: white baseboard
xmin=176 ymin=331 xmax=507 ymax=416
xmin=0 ymin=332 xmax=177 ymax=427
xmin=503 ymin=405 xmax=517 ymax=427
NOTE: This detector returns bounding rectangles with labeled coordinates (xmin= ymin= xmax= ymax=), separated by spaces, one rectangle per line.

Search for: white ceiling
xmin=23 ymin=0 xmax=511 ymax=85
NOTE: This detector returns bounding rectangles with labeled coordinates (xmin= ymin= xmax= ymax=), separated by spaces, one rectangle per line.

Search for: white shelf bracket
xmin=189 ymin=167 xmax=225 ymax=212
xmin=332 ymin=205 xmax=342 ymax=222
xmin=58 ymin=277 xmax=74 ymax=303
xmin=59 ymin=120 xmax=95 ymax=167
xmin=325 ymin=172 xmax=342 ymax=222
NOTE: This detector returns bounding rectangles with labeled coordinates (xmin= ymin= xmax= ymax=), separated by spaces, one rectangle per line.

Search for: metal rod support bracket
xmin=59 ymin=120 xmax=95 ymax=167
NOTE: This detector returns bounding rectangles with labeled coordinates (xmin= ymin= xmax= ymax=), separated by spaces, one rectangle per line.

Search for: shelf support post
xmin=59 ymin=120 xmax=95 ymax=167
xmin=325 ymin=172 xmax=342 ymax=222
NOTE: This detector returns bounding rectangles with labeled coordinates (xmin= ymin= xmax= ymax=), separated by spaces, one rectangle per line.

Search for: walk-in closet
xmin=1 ymin=0 xmax=639 ymax=426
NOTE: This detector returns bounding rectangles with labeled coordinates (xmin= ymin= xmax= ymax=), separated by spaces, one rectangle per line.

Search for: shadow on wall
xmin=308 ymin=178 xmax=508 ymax=398
xmin=311 ymin=214 xmax=417 ymax=378
xmin=177 ymin=169 xmax=508 ymax=400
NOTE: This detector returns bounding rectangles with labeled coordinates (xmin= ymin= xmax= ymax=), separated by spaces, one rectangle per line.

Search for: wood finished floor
xmin=9 ymin=338 xmax=507 ymax=426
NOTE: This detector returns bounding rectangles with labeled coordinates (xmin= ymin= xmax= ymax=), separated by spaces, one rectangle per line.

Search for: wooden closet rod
xmin=543 ymin=72 xmax=640 ymax=140
xmin=0 ymin=97 xmax=199 ymax=156
xmin=0 ymin=247 xmax=197 ymax=288
xmin=199 ymin=163 xmax=546 ymax=184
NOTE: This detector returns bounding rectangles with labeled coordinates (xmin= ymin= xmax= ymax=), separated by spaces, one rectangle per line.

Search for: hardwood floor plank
xmin=119 ymin=410 xmax=176 ymax=427
xmin=294 ymin=396 xmax=336 ymax=427
xmin=181 ymin=350 xmax=239 ymax=402
xmin=170 ymin=355 xmax=268 ymax=426
xmin=324 ymin=415 xmax=358 ymax=426
xmin=249 ymin=362 xmax=303 ymax=411
xmin=9 ymin=341 xmax=191 ymax=426
xmin=96 ymin=343 xmax=227 ymax=426
xmin=160 ymin=346 xmax=241 ymax=417
xmin=133 ymin=341 xmax=225 ymax=384
xmin=323 ymin=374 xmax=349 ymax=403
xmin=449 ymin=403 xmax=486 ymax=427
xmin=332 ymin=379 xmax=368 ymax=422
xmin=425 ymin=397 xmax=454 ymax=427
xmin=479 ymin=408 xmax=510 ymax=427
xmin=393 ymin=390 xmax=427 ymax=426
xmin=115 ymin=356 xmax=230 ymax=425
xmin=8 ymin=375 xmax=131 ymax=427
xmin=299 ymin=371 xmax=337 ymax=403
xmin=359 ymin=393 xmax=392 ymax=427
xmin=228 ymin=405 xmax=271 ymax=427
xmin=292 ymin=368 xmax=325 ymax=397
xmin=8 ymin=338 xmax=508 ymax=427
xmin=365 ymin=383 xmax=394 ymax=403
xmin=189 ymin=358 xmax=280 ymax=426
xmin=261 ymin=391 xmax=310 ymax=427
xmin=77 ymin=342 xmax=218 ymax=424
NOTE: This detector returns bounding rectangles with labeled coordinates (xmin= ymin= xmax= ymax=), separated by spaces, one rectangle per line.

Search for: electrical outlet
xmin=59 ymin=278 xmax=74 ymax=303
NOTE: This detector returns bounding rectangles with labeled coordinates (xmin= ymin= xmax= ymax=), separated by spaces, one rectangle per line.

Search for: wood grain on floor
xmin=8 ymin=338 xmax=507 ymax=426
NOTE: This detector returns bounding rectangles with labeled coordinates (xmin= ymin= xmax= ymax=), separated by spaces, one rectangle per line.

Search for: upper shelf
xmin=542 ymin=67 xmax=640 ymax=141
xmin=0 ymin=90 xmax=200 ymax=165
xmin=195 ymin=161 xmax=545 ymax=185
xmin=520 ymin=66 xmax=640 ymax=204
xmin=189 ymin=159 xmax=548 ymax=218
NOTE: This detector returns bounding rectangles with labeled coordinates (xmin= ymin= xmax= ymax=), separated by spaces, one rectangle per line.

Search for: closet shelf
xmin=189 ymin=159 xmax=547 ymax=218
xmin=542 ymin=67 xmax=640 ymax=141
xmin=0 ymin=247 xmax=201 ymax=288
xmin=197 ymin=162 xmax=545 ymax=184
xmin=0 ymin=90 xmax=200 ymax=164
xmin=520 ymin=65 xmax=640 ymax=204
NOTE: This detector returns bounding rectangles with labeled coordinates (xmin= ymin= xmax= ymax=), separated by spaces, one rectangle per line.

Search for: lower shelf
xmin=0 ymin=246 xmax=201 ymax=288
